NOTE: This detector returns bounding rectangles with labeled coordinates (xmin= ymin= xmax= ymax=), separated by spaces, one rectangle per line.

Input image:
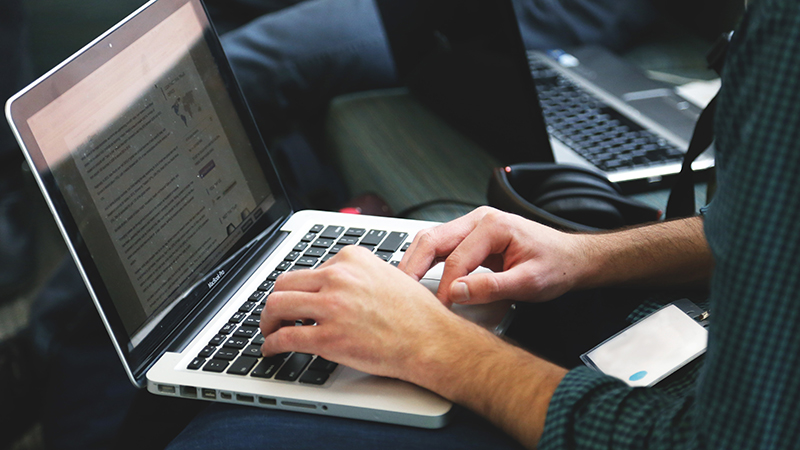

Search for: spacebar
xmin=275 ymin=353 xmax=313 ymax=381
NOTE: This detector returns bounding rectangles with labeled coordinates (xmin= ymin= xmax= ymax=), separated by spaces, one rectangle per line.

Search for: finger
xmin=437 ymin=217 xmax=512 ymax=303
xmin=273 ymin=268 xmax=326 ymax=293
xmin=447 ymin=270 xmax=526 ymax=305
xmin=260 ymin=291 xmax=326 ymax=336
xmin=400 ymin=208 xmax=491 ymax=280
xmin=260 ymin=324 xmax=320 ymax=356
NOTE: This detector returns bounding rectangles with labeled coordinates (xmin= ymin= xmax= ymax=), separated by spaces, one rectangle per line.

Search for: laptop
xmin=5 ymin=0 xmax=512 ymax=428
xmin=527 ymin=46 xmax=714 ymax=190
xmin=377 ymin=0 xmax=713 ymax=192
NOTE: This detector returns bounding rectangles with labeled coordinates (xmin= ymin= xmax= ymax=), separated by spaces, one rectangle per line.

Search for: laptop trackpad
xmin=420 ymin=264 xmax=513 ymax=334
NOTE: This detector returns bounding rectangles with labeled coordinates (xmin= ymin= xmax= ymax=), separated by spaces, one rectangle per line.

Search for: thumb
xmin=448 ymin=272 xmax=513 ymax=305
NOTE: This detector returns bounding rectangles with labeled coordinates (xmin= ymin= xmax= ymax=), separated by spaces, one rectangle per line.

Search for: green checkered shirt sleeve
xmin=538 ymin=0 xmax=800 ymax=448
xmin=539 ymin=366 xmax=701 ymax=450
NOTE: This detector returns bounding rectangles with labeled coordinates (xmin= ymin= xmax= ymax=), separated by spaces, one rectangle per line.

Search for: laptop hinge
xmin=134 ymin=223 xmax=290 ymax=382
xmin=168 ymin=229 xmax=289 ymax=354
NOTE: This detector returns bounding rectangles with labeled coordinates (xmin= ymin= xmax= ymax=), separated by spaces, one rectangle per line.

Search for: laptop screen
xmin=7 ymin=0 xmax=291 ymax=376
xmin=376 ymin=0 xmax=553 ymax=165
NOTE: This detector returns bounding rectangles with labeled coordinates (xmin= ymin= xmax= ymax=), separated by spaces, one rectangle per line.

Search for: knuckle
xmin=264 ymin=291 xmax=283 ymax=311
xmin=414 ymin=228 xmax=436 ymax=248
xmin=486 ymin=275 xmax=503 ymax=297
xmin=321 ymin=264 xmax=348 ymax=285
xmin=481 ymin=208 xmax=506 ymax=226
xmin=314 ymin=326 xmax=336 ymax=348
xmin=415 ymin=228 xmax=432 ymax=241
xmin=444 ymin=251 xmax=464 ymax=268
xmin=525 ymin=274 xmax=546 ymax=297
xmin=322 ymin=292 xmax=348 ymax=317
xmin=272 ymin=328 xmax=294 ymax=350
xmin=273 ymin=271 xmax=292 ymax=289
xmin=338 ymin=245 xmax=357 ymax=257
xmin=475 ymin=205 xmax=496 ymax=216
xmin=337 ymin=245 xmax=368 ymax=260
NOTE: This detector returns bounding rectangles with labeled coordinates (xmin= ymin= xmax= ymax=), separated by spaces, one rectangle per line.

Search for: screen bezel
xmin=6 ymin=0 xmax=292 ymax=385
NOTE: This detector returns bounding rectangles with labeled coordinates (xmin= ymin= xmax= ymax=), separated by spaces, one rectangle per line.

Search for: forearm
xmin=409 ymin=317 xmax=567 ymax=449
xmin=575 ymin=216 xmax=713 ymax=290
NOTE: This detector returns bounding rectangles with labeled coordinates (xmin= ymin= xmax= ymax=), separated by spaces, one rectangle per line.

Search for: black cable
xmin=397 ymin=199 xmax=483 ymax=218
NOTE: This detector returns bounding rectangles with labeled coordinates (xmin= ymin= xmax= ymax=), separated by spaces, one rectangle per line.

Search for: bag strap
xmin=665 ymin=94 xmax=717 ymax=219
xmin=665 ymin=32 xmax=732 ymax=219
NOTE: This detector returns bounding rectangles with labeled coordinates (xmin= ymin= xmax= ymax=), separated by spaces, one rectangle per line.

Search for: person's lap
xmin=161 ymin=288 xmax=645 ymax=449
xmin=166 ymin=404 xmax=524 ymax=450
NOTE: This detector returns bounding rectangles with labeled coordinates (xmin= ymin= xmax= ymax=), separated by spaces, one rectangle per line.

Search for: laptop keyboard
xmin=187 ymin=224 xmax=410 ymax=386
xmin=528 ymin=53 xmax=685 ymax=173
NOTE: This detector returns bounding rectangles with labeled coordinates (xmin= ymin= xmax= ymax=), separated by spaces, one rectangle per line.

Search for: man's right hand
xmin=399 ymin=206 xmax=591 ymax=307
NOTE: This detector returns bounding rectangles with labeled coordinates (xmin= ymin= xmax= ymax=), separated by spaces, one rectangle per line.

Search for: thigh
xmin=30 ymin=260 xmax=139 ymax=450
xmin=220 ymin=0 xmax=398 ymax=139
xmin=167 ymin=403 xmax=524 ymax=450
xmin=205 ymin=0 xmax=309 ymax=35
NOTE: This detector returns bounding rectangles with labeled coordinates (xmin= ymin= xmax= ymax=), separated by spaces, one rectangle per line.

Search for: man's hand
xmin=256 ymin=209 xmax=711 ymax=449
xmin=400 ymin=206 xmax=589 ymax=306
xmin=259 ymin=245 xmax=480 ymax=381
xmin=400 ymin=207 xmax=713 ymax=307
xmin=259 ymin=243 xmax=567 ymax=449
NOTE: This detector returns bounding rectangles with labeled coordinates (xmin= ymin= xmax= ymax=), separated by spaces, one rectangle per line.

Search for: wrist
xmin=561 ymin=232 xmax=605 ymax=291
xmin=408 ymin=311 xmax=567 ymax=447
xmin=406 ymin=313 xmax=495 ymax=396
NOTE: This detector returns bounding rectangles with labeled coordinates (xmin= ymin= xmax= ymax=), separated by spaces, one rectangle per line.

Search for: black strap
xmin=665 ymin=94 xmax=718 ymax=219
xmin=665 ymin=31 xmax=732 ymax=219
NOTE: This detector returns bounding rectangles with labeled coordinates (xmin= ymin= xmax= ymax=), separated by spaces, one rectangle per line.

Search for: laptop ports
xmin=236 ymin=394 xmax=255 ymax=403
xmin=158 ymin=384 xmax=176 ymax=394
xmin=201 ymin=389 xmax=216 ymax=400
xmin=180 ymin=386 xmax=197 ymax=398
xmin=258 ymin=396 xmax=277 ymax=406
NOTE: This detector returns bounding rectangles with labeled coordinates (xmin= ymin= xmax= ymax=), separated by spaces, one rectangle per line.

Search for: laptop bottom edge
xmin=147 ymin=351 xmax=452 ymax=429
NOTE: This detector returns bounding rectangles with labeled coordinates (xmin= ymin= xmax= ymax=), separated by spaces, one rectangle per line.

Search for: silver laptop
xmin=377 ymin=0 xmax=713 ymax=192
xmin=528 ymin=46 xmax=715 ymax=190
xmin=5 ymin=0 xmax=511 ymax=428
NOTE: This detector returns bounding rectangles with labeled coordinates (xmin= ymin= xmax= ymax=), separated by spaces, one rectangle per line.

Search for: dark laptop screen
xmin=376 ymin=0 xmax=553 ymax=165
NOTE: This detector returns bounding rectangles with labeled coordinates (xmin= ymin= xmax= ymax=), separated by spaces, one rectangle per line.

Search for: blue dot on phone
xmin=629 ymin=371 xmax=647 ymax=381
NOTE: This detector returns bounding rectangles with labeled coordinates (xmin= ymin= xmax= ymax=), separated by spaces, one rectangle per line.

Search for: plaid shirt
xmin=539 ymin=0 xmax=800 ymax=448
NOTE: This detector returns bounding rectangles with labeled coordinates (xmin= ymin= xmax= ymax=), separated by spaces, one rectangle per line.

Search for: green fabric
xmin=325 ymin=88 xmax=499 ymax=222
xmin=540 ymin=1 xmax=800 ymax=448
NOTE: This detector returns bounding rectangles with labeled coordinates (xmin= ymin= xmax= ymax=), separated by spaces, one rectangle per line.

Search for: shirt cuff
xmin=538 ymin=366 xmax=699 ymax=450
xmin=538 ymin=367 xmax=625 ymax=450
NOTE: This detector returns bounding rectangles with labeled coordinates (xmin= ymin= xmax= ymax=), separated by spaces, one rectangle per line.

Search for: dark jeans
xmin=218 ymin=0 xmax=398 ymax=143
xmin=166 ymin=404 xmax=524 ymax=450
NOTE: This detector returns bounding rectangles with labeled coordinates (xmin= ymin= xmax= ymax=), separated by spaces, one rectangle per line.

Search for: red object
xmin=339 ymin=193 xmax=394 ymax=217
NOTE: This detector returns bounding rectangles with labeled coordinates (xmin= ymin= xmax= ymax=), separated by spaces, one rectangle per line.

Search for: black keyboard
xmin=187 ymin=224 xmax=410 ymax=385
xmin=528 ymin=53 xmax=685 ymax=172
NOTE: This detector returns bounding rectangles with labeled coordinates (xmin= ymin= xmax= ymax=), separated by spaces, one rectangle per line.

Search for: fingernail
xmin=451 ymin=281 xmax=470 ymax=304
